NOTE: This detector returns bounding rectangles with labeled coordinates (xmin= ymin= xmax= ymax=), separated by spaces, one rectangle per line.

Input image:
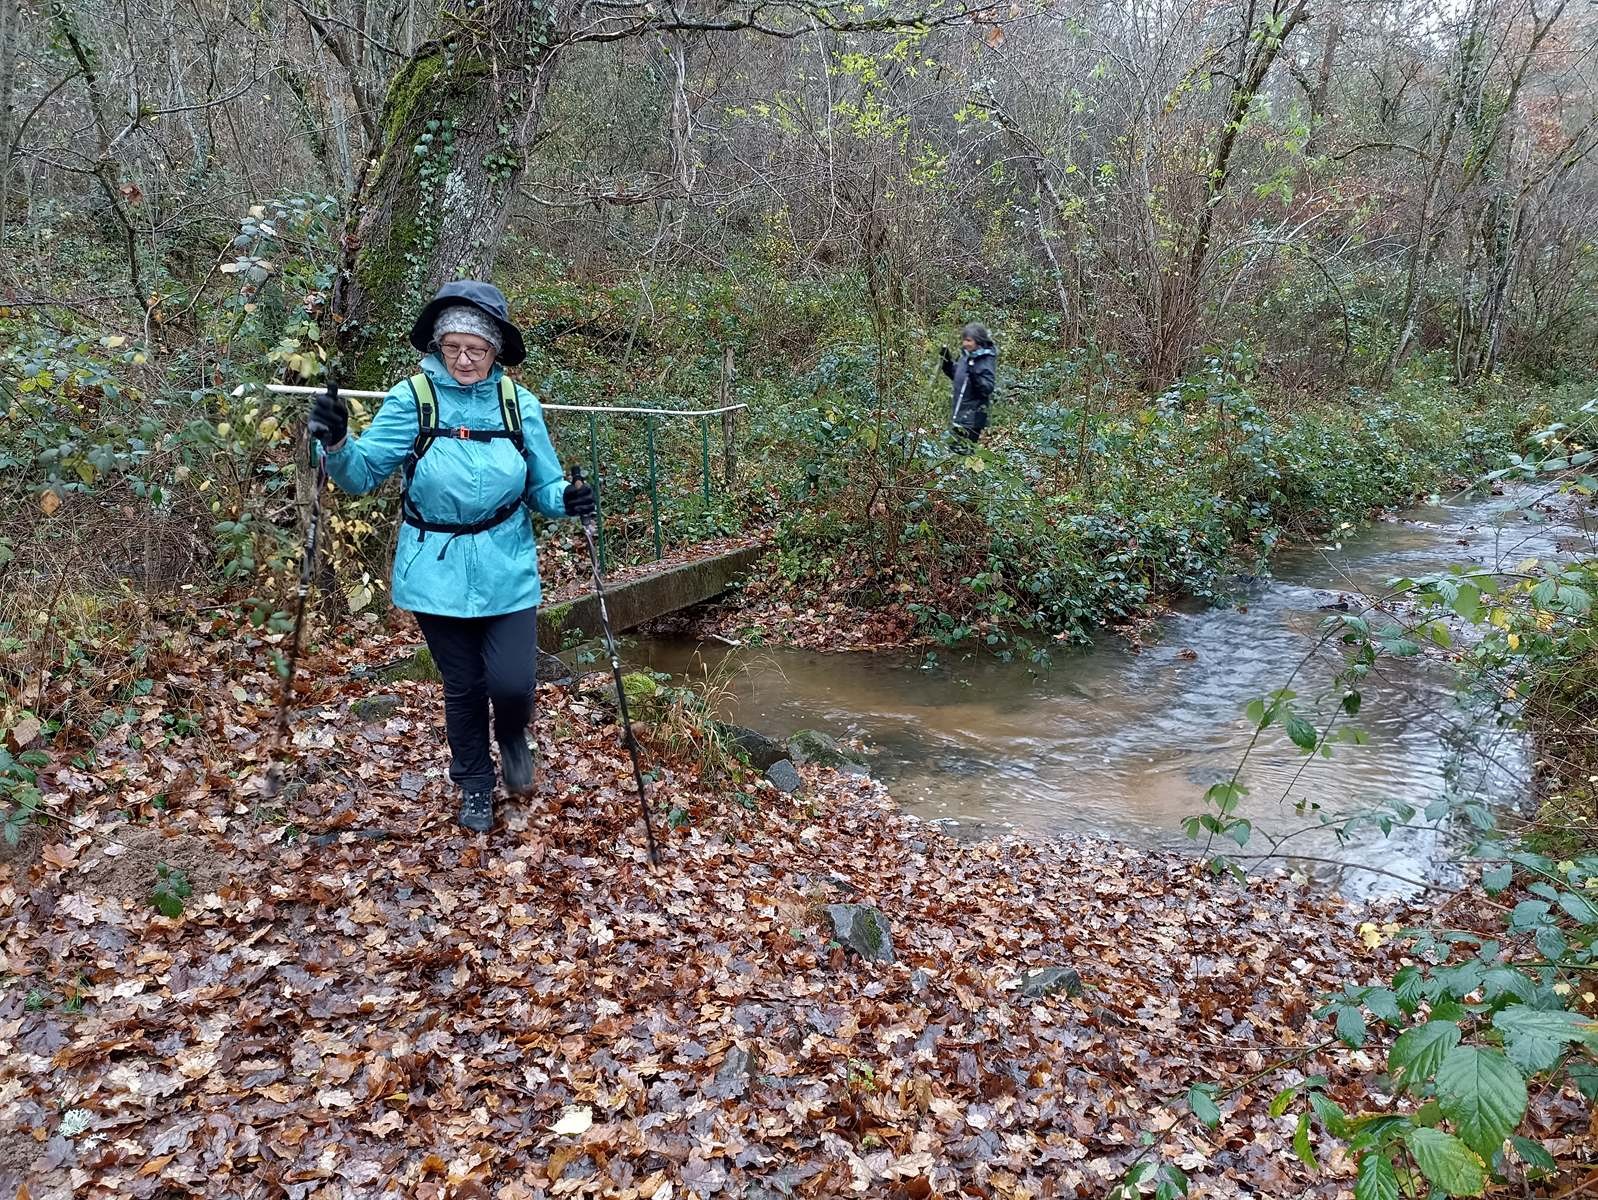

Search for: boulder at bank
xmin=825 ymin=902 xmax=896 ymax=963
xmin=787 ymin=729 xmax=869 ymax=776
xmin=721 ymin=723 xmax=788 ymax=770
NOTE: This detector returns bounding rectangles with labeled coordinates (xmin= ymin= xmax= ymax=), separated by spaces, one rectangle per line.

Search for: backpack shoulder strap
xmin=498 ymin=376 xmax=524 ymax=448
xmin=407 ymin=373 xmax=439 ymax=459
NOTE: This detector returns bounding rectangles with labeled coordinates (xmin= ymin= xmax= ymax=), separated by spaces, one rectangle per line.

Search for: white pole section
xmin=232 ymin=382 xmax=748 ymax=418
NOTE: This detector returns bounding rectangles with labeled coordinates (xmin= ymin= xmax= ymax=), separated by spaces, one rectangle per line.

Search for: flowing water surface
xmin=633 ymin=490 xmax=1593 ymax=896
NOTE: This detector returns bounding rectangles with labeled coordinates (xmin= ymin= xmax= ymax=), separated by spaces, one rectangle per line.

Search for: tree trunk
xmin=0 ymin=0 xmax=21 ymax=268
xmin=1302 ymin=14 xmax=1341 ymax=156
xmin=341 ymin=0 xmax=571 ymax=380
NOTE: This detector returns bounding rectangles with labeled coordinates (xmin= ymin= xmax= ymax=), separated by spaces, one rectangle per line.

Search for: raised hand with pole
xmin=570 ymin=466 xmax=661 ymax=866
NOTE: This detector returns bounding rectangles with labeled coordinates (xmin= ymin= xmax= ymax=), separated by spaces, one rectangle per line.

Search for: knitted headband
xmin=432 ymin=305 xmax=504 ymax=355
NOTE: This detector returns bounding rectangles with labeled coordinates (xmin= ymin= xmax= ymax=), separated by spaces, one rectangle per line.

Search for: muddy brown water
xmin=633 ymin=490 xmax=1594 ymax=897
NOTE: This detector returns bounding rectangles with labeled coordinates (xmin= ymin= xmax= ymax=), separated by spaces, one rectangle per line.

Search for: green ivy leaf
xmin=1389 ymin=1020 xmax=1461 ymax=1092
xmin=1435 ymin=1046 xmax=1527 ymax=1159
xmin=1403 ymin=1127 xmax=1485 ymax=1196
xmin=1353 ymin=1151 xmax=1399 ymax=1200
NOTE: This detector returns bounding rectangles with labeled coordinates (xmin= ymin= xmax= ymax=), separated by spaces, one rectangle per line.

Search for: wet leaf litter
xmin=2 ymin=622 xmax=1453 ymax=1198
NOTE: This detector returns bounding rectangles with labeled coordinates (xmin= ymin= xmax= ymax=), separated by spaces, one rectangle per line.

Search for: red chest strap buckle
xmin=455 ymin=426 xmax=470 ymax=439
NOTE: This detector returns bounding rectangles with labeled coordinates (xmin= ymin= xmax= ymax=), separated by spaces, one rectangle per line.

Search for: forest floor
xmin=0 ymin=623 xmax=1588 ymax=1199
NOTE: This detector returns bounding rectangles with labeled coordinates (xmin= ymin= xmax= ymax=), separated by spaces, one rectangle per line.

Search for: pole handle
xmin=570 ymin=465 xmax=598 ymax=534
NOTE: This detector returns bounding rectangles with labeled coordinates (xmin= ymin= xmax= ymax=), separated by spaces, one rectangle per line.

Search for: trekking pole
xmin=571 ymin=467 xmax=662 ymax=866
xmin=263 ymin=376 xmax=333 ymax=800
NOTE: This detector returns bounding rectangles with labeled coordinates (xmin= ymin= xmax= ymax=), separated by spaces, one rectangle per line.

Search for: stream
xmin=633 ymin=490 xmax=1593 ymax=897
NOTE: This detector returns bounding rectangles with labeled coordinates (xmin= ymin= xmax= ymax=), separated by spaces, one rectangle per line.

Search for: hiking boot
xmin=499 ymin=735 xmax=536 ymax=795
xmin=458 ymin=788 xmax=494 ymax=833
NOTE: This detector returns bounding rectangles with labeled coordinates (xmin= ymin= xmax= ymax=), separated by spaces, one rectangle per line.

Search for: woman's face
xmin=439 ymin=333 xmax=496 ymax=385
xmin=961 ymin=335 xmax=977 ymax=352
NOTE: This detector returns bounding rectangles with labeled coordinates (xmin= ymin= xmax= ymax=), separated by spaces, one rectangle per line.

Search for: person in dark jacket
xmin=939 ymin=322 xmax=997 ymax=447
xmin=307 ymin=280 xmax=595 ymax=834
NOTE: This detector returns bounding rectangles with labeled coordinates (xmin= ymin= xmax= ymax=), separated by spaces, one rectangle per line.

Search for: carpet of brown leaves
xmin=2 ymin=624 xmax=1405 ymax=1199
xmin=645 ymin=572 xmax=923 ymax=653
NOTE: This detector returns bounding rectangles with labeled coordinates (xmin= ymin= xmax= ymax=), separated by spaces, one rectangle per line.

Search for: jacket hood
xmin=408 ymin=280 xmax=527 ymax=366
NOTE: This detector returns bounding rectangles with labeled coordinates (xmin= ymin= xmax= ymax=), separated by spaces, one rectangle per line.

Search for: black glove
xmin=563 ymin=479 xmax=596 ymax=518
xmin=939 ymin=345 xmax=953 ymax=366
xmin=308 ymin=384 xmax=348 ymax=449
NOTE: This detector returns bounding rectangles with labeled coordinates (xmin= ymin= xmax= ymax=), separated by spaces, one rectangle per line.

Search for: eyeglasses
xmin=440 ymin=342 xmax=493 ymax=363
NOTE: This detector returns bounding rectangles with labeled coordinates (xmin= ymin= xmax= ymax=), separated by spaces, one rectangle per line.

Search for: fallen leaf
xmin=549 ymin=1106 xmax=592 ymax=1137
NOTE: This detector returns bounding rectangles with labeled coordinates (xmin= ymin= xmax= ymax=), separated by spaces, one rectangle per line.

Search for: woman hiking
xmin=939 ymin=321 xmax=998 ymax=448
xmin=307 ymin=280 xmax=595 ymax=834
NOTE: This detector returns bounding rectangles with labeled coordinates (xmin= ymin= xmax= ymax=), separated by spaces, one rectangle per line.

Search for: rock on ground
xmin=825 ymin=902 xmax=896 ymax=963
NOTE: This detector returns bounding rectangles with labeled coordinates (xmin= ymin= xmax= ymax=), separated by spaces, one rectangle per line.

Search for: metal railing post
xmin=587 ymin=411 xmax=607 ymax=574
xmin=700 ymin=415 xmax=711 ymax=505
xmin=645 ymin=415 xmax=663 ymax=561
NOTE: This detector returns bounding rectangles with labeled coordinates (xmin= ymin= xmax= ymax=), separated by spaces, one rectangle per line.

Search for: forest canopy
xmin=1 ymin=0 xmax=1594 ymax=388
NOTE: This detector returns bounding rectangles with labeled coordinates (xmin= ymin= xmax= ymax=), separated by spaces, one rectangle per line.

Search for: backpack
xmin=399 ymin=372 xmax=529 ymax=550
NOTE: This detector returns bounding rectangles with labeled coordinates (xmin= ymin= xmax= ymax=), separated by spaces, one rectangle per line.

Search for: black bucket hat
xmin=409 ymin=279 xmax=527 ymax=367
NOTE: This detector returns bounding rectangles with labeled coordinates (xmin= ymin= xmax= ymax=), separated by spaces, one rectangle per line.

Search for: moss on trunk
xmin=342 ymin=21 xmax=561 ymax=384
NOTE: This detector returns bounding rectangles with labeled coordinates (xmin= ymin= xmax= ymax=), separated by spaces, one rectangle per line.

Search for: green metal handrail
xmin=240 ymin=384 xmax=747 ymax=577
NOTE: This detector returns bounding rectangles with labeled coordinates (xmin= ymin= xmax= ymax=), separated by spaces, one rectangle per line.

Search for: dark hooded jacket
xmin=941 ymin=333 xmax=997 ymax=437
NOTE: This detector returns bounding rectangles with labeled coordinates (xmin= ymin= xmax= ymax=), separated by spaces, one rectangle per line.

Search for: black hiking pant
xmin=414 ymin=605 xmax=538 ymax=793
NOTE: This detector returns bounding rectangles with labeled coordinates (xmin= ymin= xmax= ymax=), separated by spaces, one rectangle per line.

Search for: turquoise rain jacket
xmin=323 ymin=354 xmax=570 ymax=617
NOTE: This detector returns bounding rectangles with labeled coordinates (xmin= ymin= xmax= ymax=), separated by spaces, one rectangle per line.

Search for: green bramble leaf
xmin=1434 ymin=1046 xmax=1527 ymax=1160
xmin=1185 ymin=1082 xmax=1220 ymax=1129
xmin=1403 ymin=1127 xmax=1485 ymax=1196
xmin=1353 ymin=1152 xmax=1399 ymax=1200
xmin=1388 ymin=1021 xmax=1461 ymax=1092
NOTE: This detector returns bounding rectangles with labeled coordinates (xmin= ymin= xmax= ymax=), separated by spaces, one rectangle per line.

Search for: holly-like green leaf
xmin=1403 ymin=1127 xmax=1485 ymax=1196
xmin=1389 ymin=1020 xmax=1461 ymax=1092
xmin=1435 ymin=1046 xmax=1527 ymax=1159
xmin=1481 ymin=863 xmax=1512 ymax=895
